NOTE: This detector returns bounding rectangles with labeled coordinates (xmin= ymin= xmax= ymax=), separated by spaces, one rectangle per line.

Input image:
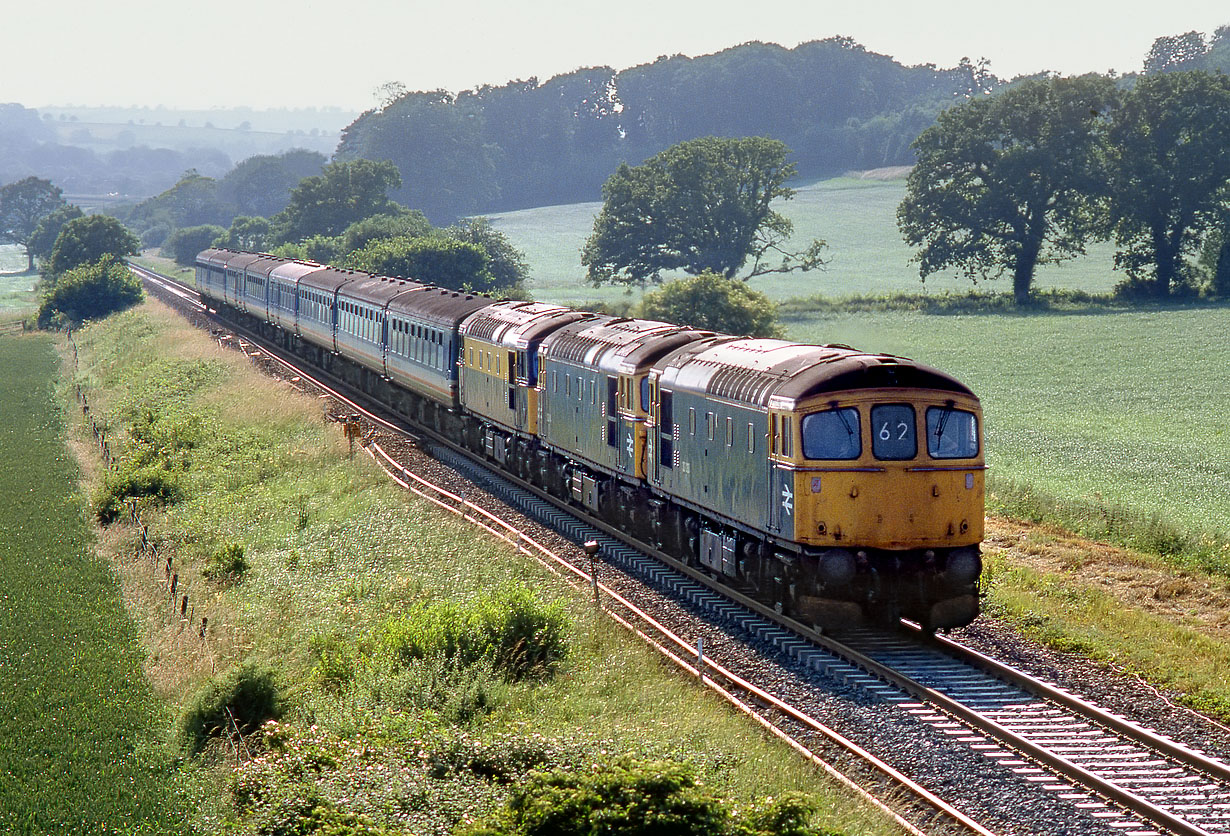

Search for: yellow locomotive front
xmin=772 ymin=386 xmax=985 ymax=629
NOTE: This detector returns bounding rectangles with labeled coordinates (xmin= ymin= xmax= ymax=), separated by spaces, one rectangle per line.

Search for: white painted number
xmin=881 ymin=421 xmax=909 ymax=440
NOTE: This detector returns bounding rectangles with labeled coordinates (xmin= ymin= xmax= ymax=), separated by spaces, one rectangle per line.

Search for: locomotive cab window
xmin=802 ymin=407 xmax=861 ymax=460
xmin=926 ymin=406 xmax=979 ymax=459
xmin=871 ymin=404 xmax=916 ymax=460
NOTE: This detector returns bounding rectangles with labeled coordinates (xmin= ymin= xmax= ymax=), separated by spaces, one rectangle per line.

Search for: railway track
xmin=129 ymin=261 xmax=1230 ymax=836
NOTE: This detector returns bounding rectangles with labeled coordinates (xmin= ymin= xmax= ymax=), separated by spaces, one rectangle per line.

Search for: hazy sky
xmin=8 ymin=0 xmax=1228 ymax=110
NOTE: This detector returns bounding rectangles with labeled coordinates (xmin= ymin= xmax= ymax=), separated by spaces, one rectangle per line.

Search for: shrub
xmin=204 ymin=541 xmax=248 ymax=582
xmin=36 ymin=256 xmax=143 ymax=328
xmin=640 ymin=271 xmax=784 ymax=338
xmin=463 ymin=758 xmax=834 ymax=836
xmin=178 ymin=660 xmax=282 ymax=755
xmin=93 ymin=464 xmax=181 ymax=524
xmin=377 ymin=584 xmax=569 ymax=682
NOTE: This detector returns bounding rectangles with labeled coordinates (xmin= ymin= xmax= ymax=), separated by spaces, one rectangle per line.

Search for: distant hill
xmin=0 ymin=104 xmax=353 ymax=200
xmin=336 ymin=38 xmax=1000 ymax=223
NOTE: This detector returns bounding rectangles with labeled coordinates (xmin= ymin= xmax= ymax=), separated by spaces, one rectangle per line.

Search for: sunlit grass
xmin=489 ymin=175 xmax=1122 ymax=305
xmin=982 ymin=552 xmax=1230 ymax=720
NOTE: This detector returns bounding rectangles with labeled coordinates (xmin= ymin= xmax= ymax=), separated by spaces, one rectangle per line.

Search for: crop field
xmin=0 ymin=245 xmax=37 ymax=313
xmin=490 ymin=175 xmax=1121 ymax=306
xmin=783 ymin=307 xmax=1230 ymax=568
xmin=0 ymin=334 xmax=189 ymax=834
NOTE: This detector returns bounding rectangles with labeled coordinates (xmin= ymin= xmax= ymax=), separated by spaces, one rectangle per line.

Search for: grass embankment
xmin=0 ymin=334 xmax=191 ymax=835
xmin=72 ymin=300 xmax=900 ymax=835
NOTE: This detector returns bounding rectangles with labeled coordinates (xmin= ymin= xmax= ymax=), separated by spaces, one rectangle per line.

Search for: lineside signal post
xmin=584 ymin=540 xmax=600 ymax=604
xmin=341 ymin=416 xmax=363 ymax=458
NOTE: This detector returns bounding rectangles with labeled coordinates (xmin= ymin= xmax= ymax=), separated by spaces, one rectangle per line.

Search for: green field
xmin=491 ymin=177 xmax=1230 ymax=568
xmin=0 ymin=334 xmax=190 ymax=834
xmin=1 ymin=245 xmax=37 ymax=313
xmin=490 ymin=175 xmax=1121 ymax=306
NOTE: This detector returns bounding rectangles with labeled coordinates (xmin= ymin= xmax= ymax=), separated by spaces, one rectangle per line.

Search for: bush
xmin=178 ymin=660 xmax=282 ymax=755
xmin=377 ymin=584 xmax=569 ymax=682
xmin=161 ymin=224 xmax=227 ymax=266
xmin=36 ymin=256 xmax=143 ymax=328
xmin=204 ymin=541 xmax=248 ymax=582
xmin=640 ymin=271 xmax=784 ymax=338
xmin=344 ymin=235 xmax=495 ymax=293
xmin=92 ymin=464 xmax=181 ymax=524
xmin=461 ymin=758 xmax=834 ymax=836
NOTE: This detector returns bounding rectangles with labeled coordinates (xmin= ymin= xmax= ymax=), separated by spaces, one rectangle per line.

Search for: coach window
xmin=725 ymin=416 xmax=733 ymax=447
xmin=747 ymin=422 xmax=755 ymax=454
xmin=689 ymin=407 xmax=696 ymax=436
xmin=706 ymin=412 xmax=715 ymax=442
xmin=658 ymin=390 xmax=674 ymax=468
xmin=781 ymin=416 xmax=793 ymax=458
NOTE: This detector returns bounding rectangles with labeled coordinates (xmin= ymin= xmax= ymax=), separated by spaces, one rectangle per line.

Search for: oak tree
xmin=897 ymin=75 xmax=1118 ymax=305
xmin=0 ymin=176 xmax=67 ymax=271
xmin=581 ymin=136 xmax=826 ymax=289
xmin=1105 ymin=71 xmax=1230 ymax=299
xmin=46 ymin=215 xmax=140 ymax=278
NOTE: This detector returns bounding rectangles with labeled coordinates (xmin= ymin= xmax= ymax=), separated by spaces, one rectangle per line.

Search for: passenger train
xmin=195 ymin=248 xmax=986 ymax=630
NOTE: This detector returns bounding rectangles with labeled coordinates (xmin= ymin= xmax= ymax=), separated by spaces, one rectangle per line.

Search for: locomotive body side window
xmin=926 ymin=407 xmax=979 ymax=459
xmin=871 ymin=404 xmax=916 ymax=460
xmin=801 ymin=407 xmax=861 ymax=460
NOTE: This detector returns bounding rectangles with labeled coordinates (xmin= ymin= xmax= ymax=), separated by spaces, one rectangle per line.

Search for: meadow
xmin=491 ymin=175 xmax=1230 ymax=569
xmin=490 ymin=175 xmax=1122 ymax=306
xmin=0 ymin=244 xmax=38 ymax=313
xmin=0 ymin=334 xmax=190 ymax=834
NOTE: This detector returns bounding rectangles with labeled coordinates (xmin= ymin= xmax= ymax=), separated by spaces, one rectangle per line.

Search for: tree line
xmin=336 ymin=38 xmax=998 ymax=223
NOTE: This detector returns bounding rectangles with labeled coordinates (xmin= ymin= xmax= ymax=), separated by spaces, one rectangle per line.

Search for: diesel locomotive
xmin=195 ymin=248 xmax=986 ymax=630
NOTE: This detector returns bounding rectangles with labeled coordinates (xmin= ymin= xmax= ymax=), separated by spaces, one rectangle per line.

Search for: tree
xmin=36 ymin=256 xmax=143 ymax=328
xmin=217 ymin=149 xmax=327 ymax=218
xmin=0 ymin=176 xmax=67 ymax=270
xmin=581 ymin=136 xmax=826 ymax=289
xmin=274 ymin=159 xmax=403 ymax=241
xmin=1105 ymin=71 xmax=1230 ymax=299
xmin=897 ymin=74 xmax=1118 ymax=305
xmin=339 ymin=210 xmax=432 ymax=254
xmin=162 ymin=224 xmax=228 ymax=265
xmin=444 ymin=217 xmax=529 ymax=291
xmin=640 ymin=271 xmax=784 ymax=338
xmin=1144 ymin=31 xmax=1209 ymax=74
xmin=215 ymin=216 xmax=274 ymax=252
xmin=1199 ymin=224 xmax=1230 ymax=297
xmin=28 ymin=203 xmax=84 ymax=263
xmin=46 ymin=215 xmax=140 ymax=278
xmin=344 ymin=235 xmax=496 ymax=293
